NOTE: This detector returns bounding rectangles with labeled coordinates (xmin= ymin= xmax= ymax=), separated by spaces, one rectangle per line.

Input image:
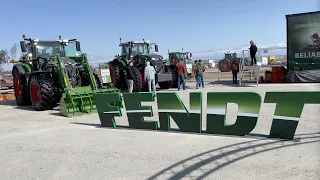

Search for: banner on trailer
xmin=286 ymin=12 xmax=320 ymax=71
xmin=100 ymin=69 xmax=111 ymax=83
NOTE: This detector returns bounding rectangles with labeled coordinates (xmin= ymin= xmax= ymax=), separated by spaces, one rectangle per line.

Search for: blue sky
xmin=0 ymin=0 xmax=319 ymax=62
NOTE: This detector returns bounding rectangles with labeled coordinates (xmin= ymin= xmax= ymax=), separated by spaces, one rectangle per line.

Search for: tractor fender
xmin=12 ymin=63 xmax=31 ymax=75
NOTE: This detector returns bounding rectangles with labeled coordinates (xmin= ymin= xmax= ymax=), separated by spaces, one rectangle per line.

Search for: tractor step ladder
xmin=239 ymin=50 xmax=260 ymax=86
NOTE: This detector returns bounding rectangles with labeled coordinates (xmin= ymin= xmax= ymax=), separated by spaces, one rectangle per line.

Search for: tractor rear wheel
xmin=29 ymin=73 xmax=58 ymax=111
xmin=12 ymin=68 xmax=30 ymax=105
xmin=218 ymin=59 xmax=231 ymax=72
xmin=109 ymin=63 xmax=121 ymax=89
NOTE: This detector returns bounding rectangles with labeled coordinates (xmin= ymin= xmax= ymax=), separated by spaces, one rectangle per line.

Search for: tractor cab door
xmin=121 ymin=45 xmax=130 ymax=60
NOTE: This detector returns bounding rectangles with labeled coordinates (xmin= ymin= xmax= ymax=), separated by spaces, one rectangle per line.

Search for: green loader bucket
xmin=59 ymin=86 xmax=121 ymax=117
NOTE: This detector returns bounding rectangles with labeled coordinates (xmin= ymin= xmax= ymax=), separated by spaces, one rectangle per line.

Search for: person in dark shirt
xmin=195 ymin=59 xmax=205 ymax=89
xmin=126 ymin=61 xmax=135 ymax=93
xmin=230 ymin=60 xmax=239 ymax=85
xmin=173 ymin=59 xmax=187 ymax=90
xmin=249 ymin=40 xmax=258 ymax=65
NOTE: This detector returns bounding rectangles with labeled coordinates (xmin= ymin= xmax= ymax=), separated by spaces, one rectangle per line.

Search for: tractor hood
xmin=133 ymin=53 xmax=164 ymax=70
xmin=140 ymin=53 xmax=163 ymax=60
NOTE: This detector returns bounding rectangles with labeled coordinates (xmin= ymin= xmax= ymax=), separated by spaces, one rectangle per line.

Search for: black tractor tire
xmin=218 ymin=59 xmax=231 ymax=72
xmin=93 ymin=73 xmax=103 ymax=89
xmin=12 ymin=68 xmax=31 ymax=105
xmin=158 ymin=81 xmax=172 ymax=89
xmin=132 ymin=66 xmax=142 ymax=92
xmin=29 ymin=73 xmax=58 ymax=111
xmin=109 ymin=64 xmax=122 ymax=89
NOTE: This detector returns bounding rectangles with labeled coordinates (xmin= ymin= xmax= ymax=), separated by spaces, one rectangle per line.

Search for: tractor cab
xmin=19 ymin=34 xmax=82 ymax=61
xmin=168 ymin=51 xmax=192 ymax=65
xmin=119 ymin=37 xmax=159 ymax=62
xmin=224 ymin=52 xmax=237 ymax=60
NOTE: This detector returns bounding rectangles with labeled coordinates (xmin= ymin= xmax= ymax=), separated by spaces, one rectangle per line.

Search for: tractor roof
xmin=168 ymin=51 xmax=191 ymax=54
xmin=119 ymin=41 xmax=150 ymax=45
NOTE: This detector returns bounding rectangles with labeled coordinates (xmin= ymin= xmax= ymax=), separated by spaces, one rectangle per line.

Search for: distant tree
xmin=0 ymin=50 xmax=9 ymax=72
xmin=10 ymin=43 xmax=18 ymax=60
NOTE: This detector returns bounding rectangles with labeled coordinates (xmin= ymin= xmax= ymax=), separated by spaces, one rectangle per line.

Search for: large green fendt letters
xmin=94 ymin=91 xmax=320 ymax=140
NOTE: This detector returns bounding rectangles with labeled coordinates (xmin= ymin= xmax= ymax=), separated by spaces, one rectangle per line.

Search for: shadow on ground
xmin=0 ymin=100 xmax=36 ymax=111
xmin=146 ymin=132 xmax=320 ymax=180
xmin=208 ymin=80 xmax=237 ymax=87
xmin=0 ymin=100 xmax=64 ymax=116
xmin=71 ymin=122 xmax=319 ymax=179
xmin=71 ymin=122 xmax=304 ymax=140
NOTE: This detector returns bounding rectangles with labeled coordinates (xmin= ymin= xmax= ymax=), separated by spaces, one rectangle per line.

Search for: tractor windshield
xmin=225 ymin=53 xmax=236 ymax=59
xmin=169 ymin=53 xmax=184 ymax=63
xmin=131 ymin=43 xmax=150 ymax=56
xmin=36 ymin=41 xmax=65 ymax=58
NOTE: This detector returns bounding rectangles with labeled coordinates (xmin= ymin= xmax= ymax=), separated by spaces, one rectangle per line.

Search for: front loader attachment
xmin=59 ymin=86 xmax=121 ymax=117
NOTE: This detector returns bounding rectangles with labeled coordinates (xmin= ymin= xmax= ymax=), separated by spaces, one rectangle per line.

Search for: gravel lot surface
xmin=0 ymin=82 xmax=319 ymax=180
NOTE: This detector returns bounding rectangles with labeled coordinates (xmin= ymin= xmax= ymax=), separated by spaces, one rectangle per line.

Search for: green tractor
xmin=108 ymin=37 xmax=173 ymax=91
xmin=167 ymin=50 xmax=193 ymax=87
xmin=11 ymin=34 xmax=120 ymax=117
xmin=218 ymin=52 xmax=240 ymax=72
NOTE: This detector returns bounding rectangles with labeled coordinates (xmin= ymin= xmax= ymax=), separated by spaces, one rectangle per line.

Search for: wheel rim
xmin=221 ymin=63 xmax=228 ymax=70
xmin=140 ymin=72 xmax=146 ymax=87
xmin=220 ymin=62 xmax=228 ymax=71
xmin=13 ymin=76 xmax=21 ymax=98
xmin=31 ymin=82 xmax=40 ymax=103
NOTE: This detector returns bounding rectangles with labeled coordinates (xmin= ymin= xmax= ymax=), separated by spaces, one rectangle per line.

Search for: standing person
xmin=144 ymin=61 xmax=157 ymax=96
xmin=193 ymin=60 xmax=200 ymax=87
xmin=249 ymin=40 xmax=258 ymax=65
xmin=230 ymin=59 xmax=239 ymax=86
xmin=126 ymin=61 xmax=135 ymax=93
xmin=174 ymin=59 xmax=187 ymax=91
xmin=196 ymin=59 xmax=205 ymax=89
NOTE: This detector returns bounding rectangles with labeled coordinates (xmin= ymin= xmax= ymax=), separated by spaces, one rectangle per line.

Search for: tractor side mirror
xmin=76 ymin=41 xmax=81 ymax=51
xmin=20 ymin=41 xmax=27 ymax=52
xmin=190 ymin=53 xmax=192 ymax=57
xmin=155 ymin=45 xmax=158 ymax=52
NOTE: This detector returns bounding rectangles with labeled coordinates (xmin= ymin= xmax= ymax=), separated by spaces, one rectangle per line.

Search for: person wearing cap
xmin=144 ymin=61 xmax=157 ymax=96
xmin=126 ymin=61 xmax=135 ymax=93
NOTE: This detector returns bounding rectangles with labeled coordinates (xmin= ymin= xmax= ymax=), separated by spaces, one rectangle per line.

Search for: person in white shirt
xmin=144 ymin=61 xmax=157 ymax=96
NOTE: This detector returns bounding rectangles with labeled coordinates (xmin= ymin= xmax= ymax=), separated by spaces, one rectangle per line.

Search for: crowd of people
xmin=124 ymin=41 xmax=258 ymax=93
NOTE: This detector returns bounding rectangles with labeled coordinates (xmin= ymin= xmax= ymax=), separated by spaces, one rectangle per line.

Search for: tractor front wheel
xmin=29 ymin=73 xmax=58 ymax=111
xmin=12 ymin=68 xmax=30 ymax=105
xmin=132 ymin=66 xmax=142 ymax=92
xmin=218 ymin=59 xmax=231 ymax=72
